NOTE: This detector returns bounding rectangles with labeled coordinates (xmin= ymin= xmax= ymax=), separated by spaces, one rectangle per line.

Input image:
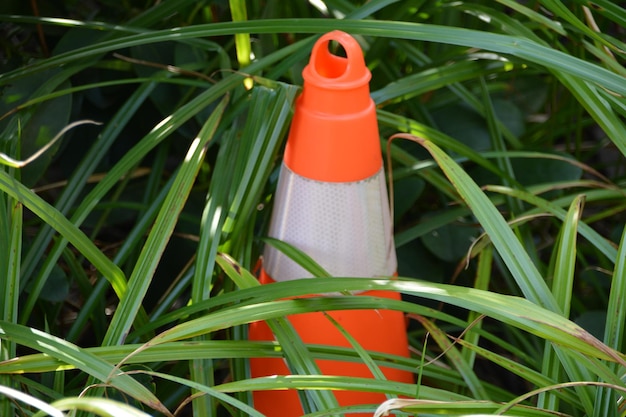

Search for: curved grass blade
xmin=415 ymin=136 xmax=558 ymax=311
xmin=0 ymin=120 xmax=100 ymax=168
xmin=0 ymin=321 xmax=167 ymax=415
xmin=0 ymin=385 xmax=64 ymax=417
xmin=34 ymin=397 xmax=152 ymax=417
xmin=485 ymin=186 xmax=619 ymax=263
xmin=261 ymin=238 xmax=331 ymax=278
xmin=538 ymin=195 xmax=585 ymax=411
xmin=414 ymin=315 xmax=489 ymax=399
xmin=137 ymin=279 xmax=625 ymax=365
xmin=1 ymin=20 xmax=625 ymax=97
xmin=374 ymin=398 xmax=567 ymax=417
xmin=0 ymin=170 xmax=128 ymax=302
xmin=102 ymin=95 xmax=228 ymax=347
xmin=595 ymin=225 xmax=626 ymax=417
xmin=0 ymin=340 xmax=417 ymax=376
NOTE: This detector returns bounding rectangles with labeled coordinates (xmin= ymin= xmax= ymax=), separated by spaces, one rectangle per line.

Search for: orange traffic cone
xmin=249 ymin=30 xmax=412 ymax=416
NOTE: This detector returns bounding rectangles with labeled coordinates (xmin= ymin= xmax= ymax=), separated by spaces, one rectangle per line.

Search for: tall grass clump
xmin=0 ymin=1 xmax=625 ymax=416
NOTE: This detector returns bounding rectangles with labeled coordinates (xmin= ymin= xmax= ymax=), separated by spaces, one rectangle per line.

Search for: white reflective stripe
xmin=263 ymin=164 xmax=396 ymax=282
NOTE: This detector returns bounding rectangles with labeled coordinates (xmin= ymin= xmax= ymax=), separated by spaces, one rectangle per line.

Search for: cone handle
xmin=309 ymin=31 xmax=366 ymax=82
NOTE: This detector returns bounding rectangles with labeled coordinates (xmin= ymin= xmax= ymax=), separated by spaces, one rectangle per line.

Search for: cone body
xmin=249 ymin=31 xmax=411 ymax=416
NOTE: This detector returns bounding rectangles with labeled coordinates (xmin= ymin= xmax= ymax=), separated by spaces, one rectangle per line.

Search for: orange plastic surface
xmin=249 ymin=270 xmax=413 ymax=417
xmin=283 ymin=30 xmax=382 ymax=182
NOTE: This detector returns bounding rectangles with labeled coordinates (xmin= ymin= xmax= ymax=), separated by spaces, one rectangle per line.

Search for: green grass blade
xmin=0 ymin=321 xmax=166 ymax=414
xmin=2 ymin=20 xmax=625 ymax=98
xmin=36 ymin=397 xmax=152 ymax=417
xmin=261 ymin=238 xmax=331 ymax=278
xmin=538 ymin=195 xmax=585 ymax=411
xmin=0 ymin=170 xmax=128 ymax=302
xmin=229 ymin=0 xmax=251 ymax=69
xmin=0 ymin=197 xmax=21 ymax=416
xmin=557 ymin=73 xmax=626 ymax=158
xmin=0 ymin=385 xmax=64 ymax=417
xmin=416 ymin=316 xmax=488 ymax=399
xmin=102 ymin=95 xmax=228 ymax=347
xmin=485 ymin=186 xmax=619 ymax=263
xmin=415 ymin=137 xmax=558 ymax=311
xmin=461 ymin=246 xmax=493 ymax=368
xmin=137 ymin=370 xmax=264 ymax=417
xmin=20 ymin=82 xmax=157 ymax=324
xmin=0 ymin=340 xmax=416 ymax=376
xmin=595 ymin=225 xmax=626 ymax=417
xmin=137 ymin=279 xmax=624 ymax=365
xmin=552 ymin=195 xmax=584 ymax=319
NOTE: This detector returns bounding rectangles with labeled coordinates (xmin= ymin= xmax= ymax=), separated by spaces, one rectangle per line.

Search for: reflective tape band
xmin=263 ymin=163 xmax=396 ymax=282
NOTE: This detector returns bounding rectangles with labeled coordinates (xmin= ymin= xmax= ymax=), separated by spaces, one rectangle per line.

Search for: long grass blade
xmin=415 ymin=136 xmax=558 ymax=311
xmin=594 ymin=225 xmax=626 ymax=417
xmin=102 ymin=95 xmax=228 ymax=347
xmin=538 ymin=195 xmax=585 ymax=411
xmin=0 ymin=321 xmax=167 ymax=414
xmin=2 ymin=20 xmax=625 ymax=98
xmin=136 ymin=278 xmax=625 ymax=366
xmin=0 ymin=170 xmax=128 ymax=301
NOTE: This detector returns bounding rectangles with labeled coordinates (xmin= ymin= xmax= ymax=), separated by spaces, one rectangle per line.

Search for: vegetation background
xmin=0 ymin=0 xmax=625 ymax=416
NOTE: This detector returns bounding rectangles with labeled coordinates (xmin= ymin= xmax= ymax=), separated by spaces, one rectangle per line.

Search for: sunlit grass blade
xmin=102 ymin=95 xmax=228 ymax=347
xmin=595 ymin=225 xmax=626 ymax=417
xmin=538 ymin=194 xmax=585 ymax=411
xmin=415 ymin=136 xmax=558 ymax=311
xmin=2 ymin=20 xmax=625 ymax=98
xmin=0 ymin=321 xmax=167 ymax=414
xmin=485 ymin=186 xmax=619 ymax=263
xmin=261 ymin=238 xmax=331 ymax=278
xmin=189 ymin=83 xmax=299 ymax=414
xmin=374 ymin=397 xmax=567 ymax=417
xmin=19 ymin=84 xmax=155 ymax=323
xmin=0 ymin=169 xmax=128 ymax=302
xmin=0 ymin=340 xmax=417 ymax=376
xmin=215 ymin=374 xmax=433 ymax=401
xmin=137 ymin=278 xmax=625 ymax=365
xmin=229 ymin=0 xmax=251 ymax=69
xmin=0 ymin=384 xmax=64 ymax=417
xmin=34 ymin=397 xmax=153 ymax=417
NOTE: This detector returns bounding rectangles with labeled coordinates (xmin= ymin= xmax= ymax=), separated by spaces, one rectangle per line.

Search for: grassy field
xmin=0 ymin=1 xmax=625 ymax=416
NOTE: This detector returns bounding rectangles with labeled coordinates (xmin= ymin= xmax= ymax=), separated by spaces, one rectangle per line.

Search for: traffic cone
xmin=249 ymin=30 xmax=412 ymax=416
